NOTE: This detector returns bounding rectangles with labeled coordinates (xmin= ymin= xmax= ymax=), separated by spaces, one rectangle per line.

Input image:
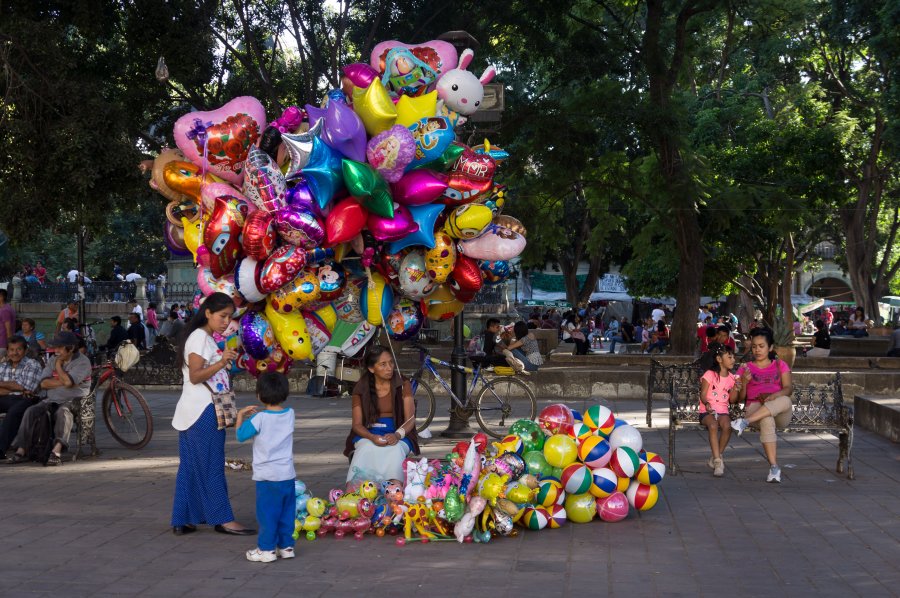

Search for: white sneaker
xmin=276 ymin=547 xmax=295 ymax=559
xmin=731 ymin=418 xmax=749 ymax=436
xmin=246 ymin=548 xmax=277 ymax=563
xmin=707 ymin=456 xmax=715 ymax=470
xmin=713 ymin=457 xmax=725 ymax=477
xmin=767 ymin=465 xmax=782 ymax=483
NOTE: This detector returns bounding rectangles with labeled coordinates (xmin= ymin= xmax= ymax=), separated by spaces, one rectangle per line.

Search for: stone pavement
xmin=1 ymin=391 xmax=899 ymax=598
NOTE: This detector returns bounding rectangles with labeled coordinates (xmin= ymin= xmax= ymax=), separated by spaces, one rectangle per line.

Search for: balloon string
xmin=199 ymin=135 xmax=209 ymax=219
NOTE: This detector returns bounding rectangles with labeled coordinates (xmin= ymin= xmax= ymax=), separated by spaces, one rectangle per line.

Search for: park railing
xmin=163 ymin=282 xmax=199 ymax=307
xmin=468 ymin=284 xmax=512 ymax=313
xmin=21 ymin=281 xmax=137 ymax=303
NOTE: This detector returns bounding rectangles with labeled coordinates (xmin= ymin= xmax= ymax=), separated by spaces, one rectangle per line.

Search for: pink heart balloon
xmin=173 ymin=96 xmax=267 ymax=186
xmin=391 ymin=169 xmax=449 ymax=206
xmin=367 ymin=204 xmax=418 ymax=242
xmin=200 ymin=182 xmax=256 ymax=215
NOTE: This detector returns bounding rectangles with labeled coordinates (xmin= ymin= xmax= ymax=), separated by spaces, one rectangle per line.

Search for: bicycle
xmin=407 ymin=344 xmax=536 ymax=439
xmin=83 ymin=359 xmax=154 ymax=449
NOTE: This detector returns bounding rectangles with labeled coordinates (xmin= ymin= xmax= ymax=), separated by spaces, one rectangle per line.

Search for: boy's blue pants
xmin=255 ymin=479 xmax=296 ymax=551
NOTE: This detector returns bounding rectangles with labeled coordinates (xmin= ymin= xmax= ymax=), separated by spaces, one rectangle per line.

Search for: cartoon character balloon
xmin=398 ymin=250 xmax=435 ymax=300
xmin=425 ymin=232 xmax=457 ymax=283
xmin=268 ymin=270 xmax=321 ymax=314
xmin=386 ymin=299 xmax=423 ymax=341
xmin=203 ymin=197 xmax=249 ymax=278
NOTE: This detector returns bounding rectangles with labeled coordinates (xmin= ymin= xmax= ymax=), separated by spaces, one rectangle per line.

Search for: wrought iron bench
xmin=120 ymin=339 xmax=182 ymax=386
xmin=668 ymin=373 xmax=853 ymax=479
xmin=645 ymin=359 xmax=702 ymax=427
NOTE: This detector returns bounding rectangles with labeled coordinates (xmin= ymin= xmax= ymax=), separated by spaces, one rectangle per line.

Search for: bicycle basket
xmin=114 ymin=341 xmax=141 ymax=372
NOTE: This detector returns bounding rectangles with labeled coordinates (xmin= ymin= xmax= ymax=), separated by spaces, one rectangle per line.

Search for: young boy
xmin=236 ymin=372 xmax=296 ymax=563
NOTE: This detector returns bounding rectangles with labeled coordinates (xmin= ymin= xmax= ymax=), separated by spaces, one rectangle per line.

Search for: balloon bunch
xmin=150 ymin=38 xmax=526 ymax=377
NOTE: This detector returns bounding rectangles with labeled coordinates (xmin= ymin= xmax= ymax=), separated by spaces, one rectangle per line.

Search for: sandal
xmin=9 ymin=453 xmax=28 ymax=464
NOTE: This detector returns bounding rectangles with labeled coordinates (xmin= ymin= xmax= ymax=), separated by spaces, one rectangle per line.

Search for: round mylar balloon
xmin=268 ymin=270 xmax=321 ymax=314
xmin=234 ymin=257 xmax=266 ymax=303
xmin=316 ymin=263 xmax=346 ymax=302
xmin=245 ymin=343 xmax=293 ymax=377
xmin=458 ymin=224 xmax=526 ymax=262
xmin=420 ymin=284 xmax=463 ymax=321
xmin=333 ymin=274 xmax=366 ymax=323
xmin=480 ymin=260 xmax=510 ymax=285
xmin=360 ymin=272 xmax=394 ymax=327
xmin=259 ymin=245 xmax=308 ymax=294
xmin=424 ymin=232 xmax=456 ymax=284
xmin=366 ymin=125 xmax=415 ymax=183
xmin=240 ymin=311 xmax=275 ymax=359
xmin=303 ymin=310 xmax=332 ymax=356
xmin=398 ymin=250 xmax=435 ymax=300
xmin=386 ymin=299 xmax=423 ymax=341
xmin=242 ymin=210 xmax=278 ymax=261
xmin=408 ymin=117 xmax=454 ymax=169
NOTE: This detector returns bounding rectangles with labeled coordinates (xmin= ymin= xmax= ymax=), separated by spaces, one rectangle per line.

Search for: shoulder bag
xmin=203 ymin=381 xmax=237 ymax=430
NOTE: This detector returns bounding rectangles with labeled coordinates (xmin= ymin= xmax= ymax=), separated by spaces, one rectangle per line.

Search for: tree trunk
xmin=671 ymin=210 xmax=704 ymax=354
xmin=781 ymin=233 xmax=795 ymax=323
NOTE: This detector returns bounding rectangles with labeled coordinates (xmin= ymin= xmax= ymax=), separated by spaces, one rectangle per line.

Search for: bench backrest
xmin=648 ymin=359 xmax=702 ymax=397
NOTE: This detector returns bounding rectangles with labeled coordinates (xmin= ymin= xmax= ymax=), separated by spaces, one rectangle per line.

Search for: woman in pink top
xmin=699 ymin=344 xmax=743 ymax=477
xmin=731 ymin=328 xmax=793 ymax=483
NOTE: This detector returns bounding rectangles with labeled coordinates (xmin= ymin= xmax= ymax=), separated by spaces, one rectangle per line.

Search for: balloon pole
xmin=441 ymin=308 xmax=476 ymax=438
xmin=77 ymin=225 xmax=86 ymax=329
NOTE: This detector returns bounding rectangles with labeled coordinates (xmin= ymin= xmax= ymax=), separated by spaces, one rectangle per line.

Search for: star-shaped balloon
xmin=342 ymin=159 xmax=394 ymax=218
xmin=352 ymin=81 xmax=397 ymax=136
xmin=395 ymin=91 xmax=438 ymax=128
xmin=306 ymin=101 xmax=367 ymax=163
xmin=302 ymin=136 xmax=345 ymax=210
xmin=282 ymin=118 xmax=324 ymax=180
xmin=387 ymin=202 xmax=445 ymax=253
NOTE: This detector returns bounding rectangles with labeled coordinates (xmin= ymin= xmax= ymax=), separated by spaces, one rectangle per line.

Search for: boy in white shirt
xmin=236 ymin=372 xmax=296 ymax=563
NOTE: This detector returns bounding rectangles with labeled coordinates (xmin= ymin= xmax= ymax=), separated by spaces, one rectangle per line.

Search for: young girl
xmin=731 ymin=328 xmax=794 ymax=483
xmin=699 ymin=344 xmax=742 ymax=477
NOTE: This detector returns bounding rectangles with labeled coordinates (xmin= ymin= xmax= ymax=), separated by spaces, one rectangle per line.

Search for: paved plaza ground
xmin=1 ymin=391 xmax=898 ymax=597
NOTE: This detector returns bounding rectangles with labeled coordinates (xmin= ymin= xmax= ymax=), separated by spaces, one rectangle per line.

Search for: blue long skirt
xmin=171 ymin=404 xmax=235 ymax=527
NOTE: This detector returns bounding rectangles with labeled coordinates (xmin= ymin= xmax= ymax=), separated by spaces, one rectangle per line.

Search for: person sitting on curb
xmin=0 ymin=336 xmax=43 ymax=461
xmin=7 ymin=332 xmax=92 ymax=466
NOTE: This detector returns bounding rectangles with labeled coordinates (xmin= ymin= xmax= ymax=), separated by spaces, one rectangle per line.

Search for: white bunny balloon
xmin=436 ymin=49 xmax=496 ymax=125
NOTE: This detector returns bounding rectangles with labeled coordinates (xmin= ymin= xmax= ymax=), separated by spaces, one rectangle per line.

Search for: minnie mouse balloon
xmin=398 ymin=250 xmax=436 ymax=300
xmin=268 ymin=269 xmax=321 ymax=314
xmin=204 ymin=197 xmax=250 ymax=278
xmin=367 ymin=203 xmax=418 ymax=242
xmin=235 ymin=257 xmax=266 ymax=303
xmin=259 ymin=245 xmax=308 ymax=294
xmin=275 ymin=207 xmax=325 ymax=249
xmin=326 ymin=199 xmax=368 ymax=245
xmin=424 ymin=231 xmax=456 ymax=283
xmin=242 ymin=210 xmax=277 ymax=261
xmin=386 ymin=299 xmax=423 ymax=341
xmin=242 ymin=148 xmax=287 ymax=213
xmin=366 ymin=125 xmax=416 ymax=183
xmin=458 ymin=225 xmax=526 ymax=261
xmin=240 ymin=311 xmax=275 ymax=359
xmin=173 ymin=96 xmax=266 ymax=186
xmin=264 ymin=303 xmax=312 ymax=361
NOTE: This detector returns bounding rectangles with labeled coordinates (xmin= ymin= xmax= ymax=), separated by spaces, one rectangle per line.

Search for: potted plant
xmin=771 ymin=315 xmax=796 ymax=367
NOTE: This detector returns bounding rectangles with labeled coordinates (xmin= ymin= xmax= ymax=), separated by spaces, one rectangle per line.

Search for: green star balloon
xmin=342 ymin=159 xmax=394 ymax=218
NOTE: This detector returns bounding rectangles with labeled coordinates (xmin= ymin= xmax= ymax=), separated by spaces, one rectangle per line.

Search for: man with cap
xmin=7 ymin=331 xmax=92 ymax=466
xmin=0 ymin=336 xmax=43 ymax=461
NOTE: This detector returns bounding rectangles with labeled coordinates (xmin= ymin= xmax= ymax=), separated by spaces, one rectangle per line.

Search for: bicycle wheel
xmin=411 ymin=376 xmax=436 ymax=433
xmin=102 ymin=381 xmax=153 ymax=449
xmin=474 ymin=377 xmax=537 ymax=439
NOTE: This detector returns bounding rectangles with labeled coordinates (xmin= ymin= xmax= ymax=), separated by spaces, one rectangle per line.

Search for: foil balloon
xmin=408 ymin=117 xmax=454 ymax=169
xmin=286 ymin=179 xmax=316 ymax=212
xmin=443 ymin=204 xmax=492 ymax=239
xmin=164 ymin=221 xmax=191 ymax=256
xmin=449 ymin=255 xmax=483 ymax=301
xmin=234 ymin=257 xmax=266 ymax=303
xmin=197 ymin=269 xmax=247 ymax=316
xmin=375 ymin=250 xmax=405 ymax=288
xmin=173 ymin=96 xmax=266 ymax=186
xmin=282 ymin=118 xmax=323 ymax=180
xmin=493 ymin=214 xmax=527 ymax=237
xmin=483 ymin=183 xmax=507 ymax=215
xmin=386 ymin=299 xmax=423 ymax=341
xmin=199 ymin=182 xmax=254 ymax=214
xmin=378 ymin=46 xmax=438 ymax=96
xmin=370 ymin=40 xmax=458 ymax=82
xmin=268 ymin=269 xmax=321 ymax=314
xmin=259 ymin=245 xmax=308 ymax=294
xmin=160 ymin=158 xmax=222 ymax=203
xmin=150 ymin=148 xmax=189 ymax=202
xmin=326 ymin=199 xmax=368 ymax=245
xmin=264 ymin=303 xmax=312 ymax=361
xmin=165 ymin=199 xmax=199 ymax=226
xmin=314 ymin=303 xmax=338 ymax=332
xmin=241 ymin=210 xmax=278 ymax=261
xmin=351 ymin=81 xmax=397 ymax=136
xmin=398 ymin=250 xmax=436 ymax=300
xmin=367 ymin=203 xmax=418 ymax=242
xmin=480 ymin=260 xmax=511 ymax=285
xmin=303 ymin=310 xmax=332 ymax=356
xmin=181 ymin=216 xmax=204 ymax=264
xmin=316 ymin=263 xmax=346 ymax=302
xmin=239 ymin=311 xmax=275 ymax=359
xmin=275 ymin=207 xmax=325 ymax=249
xmin=386 ymin=203 xmax=444 ymax=253
xmin=342 ymin=159 xmax=393 ymax=218
xmin=360 ymin=272 xmax=394 ymax=327
xmin=307 ymin=100 xmax=367 ymax=163
xmin=342 ymin=62 xmax=379 ymax=89
xmin=421 ymin=284 xmax=464 ymax=321
xmin=245 ymin=343 xmax=293 ymax=377
xmin=203 ymin=197 xmax=249 ymax=278
xmin=417 ymin=142 xmax=465 ymax=172
xmin=391 ymin=169 xmax=449 ymax=206
xmin=301 ymin=136 xmax=344 ymax=210
xmin=333 ymin=274 xmax=366 ymax=323
xmin=442 ymin=146 xmax=496 ymax=206
xmin=242 ymin=147 xmax=287 ymax=213
xmin=395 ymin=91 xmax=439 ymax=128
xmin=424 ymin=232 xmax=457 ymax=283
xmin=458 ymin=225 xmax=526 ymax=261
xmin=366 ymin=125 xmax=416 ymax=183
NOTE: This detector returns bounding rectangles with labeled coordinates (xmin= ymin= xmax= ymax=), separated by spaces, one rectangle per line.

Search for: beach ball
xmin=626 ymin=480 xmax=659 ymax=511
xmin=609 ymin=446 xmax=639 ymax=479
xmin=538 ymin=404 xmax=575 ymax=435
xmin=543 ymin=434 xmax=577 ymax=468
xmin=522 ymin=450 xmax=553 ymax=479
xmin=636 ymin=452 xmax=666 ymax=485
xmin=616 ymin=475 xmax=631 ymax=493
xmin=597 ymin=492 xmax=629 ymax=522
xmin=535 ymin=479 xmax=565 ymax=508
xmin=510 ymin=419 xmax=544 ymax=453
xmin=613 ymin=418 xmax=629 ymax=431
xmin=522 ymin=506 xmax=549 ymax=530
xmin=564 ymin=492 xmax=597 ymax=523
xmin=578 ymin=436 xmax=612 ymax=469
xmin=589 ymin=467 xmax=619 ymax=498
xmin=560 ymin=463 xmax=593 ymax=495
xmin=569 ymin=422 xmax=593 ymax=443
xmin=546 ymin=504 xmax=567 ymax=529
xmin=609 ymin=424 xmax=643 ymax=453
xmin=583 ymin=404 xmax=616 ymax=438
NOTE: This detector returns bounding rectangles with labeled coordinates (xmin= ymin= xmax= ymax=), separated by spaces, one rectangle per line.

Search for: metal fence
xmin=22 ymin=281 xmax=136 ymax=304
xmin=163 ymin=282 xmax=200 ymax=307
xmin=469 ymin=283 xmax=510 ymax=310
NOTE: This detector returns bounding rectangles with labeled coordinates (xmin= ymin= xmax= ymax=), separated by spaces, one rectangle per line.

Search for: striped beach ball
xmin=589 ymin=467 xmax=619 ymax=498
xmin=597 ymin=491 xmax=630 ymax=522
xmin=609 ymin=446 xmax=640 ymax=479
xmin=636 ymin=451 xmax=666 ymax=485
xmin=569 ymin=422 xmax=594 ymax=443
xmin=522 ymin=506 xmax=550 ymax=530
xmin=583 ymin=404 xmax=616 ymax=438
xmin=536 ymin=478 xmax=566 ymax=507
xmin=616 ymin=474 xmax=631 ymax=493
xmin=560 ymin=463 xmax=593 ymax=495
xmin=626 ymin=480 xmax=659 ymax=511
xmin=546 ymin=504 xmax=567 ymax=528
xmin=578 ymin=436 xmax=612 ymax=469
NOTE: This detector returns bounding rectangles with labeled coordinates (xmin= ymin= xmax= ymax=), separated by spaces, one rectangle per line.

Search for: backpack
xmin=26 ymin=403 xmax=57 ymax=465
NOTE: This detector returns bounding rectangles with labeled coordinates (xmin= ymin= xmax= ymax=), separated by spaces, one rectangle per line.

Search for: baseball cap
xmin=48 ymin=331 xmax=79 ymax=347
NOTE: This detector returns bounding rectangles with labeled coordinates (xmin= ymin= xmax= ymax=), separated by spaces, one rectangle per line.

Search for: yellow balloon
xmin=543 ymin=434 xmax=578 ymax=468
xmin=265 ymin=303 xmax=312 ymax=361
xmin=395 ymin=90 xmax=438 ymax=128
xmin=314 ymin=303 xmax=337 ymax=332
xmin=268 ymin=270 xmax=321 ymax=314
xmin=424 ymin=232 xmax=456 ymax=283
xmin=352 ymin=81 xmax=397 ymax=136
xmin=444 ymin=204 xmax=493 ymax=239
xmin=421 ymin=284 xmax=464 ymax=321
xmin=307 ymin=497 xmax=327 ymax=517
xmin=564 ymin=492 xmax=598 ymax=523
xmin=181 ymin=216 xmax=203 ymax=261
xmin=301 ymin=515 xmax=321 ymax=532
xmin=363 ymin=271 xmax=390 ymax=327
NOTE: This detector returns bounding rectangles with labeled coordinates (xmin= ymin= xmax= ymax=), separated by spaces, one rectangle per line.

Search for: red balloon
xmin=242 ymin=210 xmax=277 ymax=260
xmin=441 ymin=147 xmax=496 ymax=206
xmin=449 ymin=255 xmax=483 ymax=301
xmin=326 ymin=199 xmax=368 ymax=245
xmin=538 ymin=404 xmax=575 ymax=435
xmin=258 ymin=245 xmax=308 ymax=294
xmin=203 ymin=197 xmax=247 ymax=278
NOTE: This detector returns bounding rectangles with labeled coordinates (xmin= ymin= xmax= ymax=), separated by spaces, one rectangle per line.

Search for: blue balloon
xmin=302 ymin=137 xmax=345 ymax=210
xmin=407 ymin=117 xmax=454 ymax=169
xmin=386 ymin=203 xmax=445 ymax=253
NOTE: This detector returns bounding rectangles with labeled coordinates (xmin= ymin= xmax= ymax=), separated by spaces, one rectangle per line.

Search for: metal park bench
xmin=645 ymin=359 xmax=702 ymax=427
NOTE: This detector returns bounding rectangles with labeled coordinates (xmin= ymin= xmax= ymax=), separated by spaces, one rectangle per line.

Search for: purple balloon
xmin=305 ymin=101 xmax=367 ymax=163
xmin=240 ymin=311 xmax=274 ymax=360
xmin=367 ymin=125 xmax=416 ymax=183
xmin=391 ymin=169 xmax=449 ymax=206
xmin=275 ymin=207 xmax=326 ymax=249
xmin=367 ymin=203 xmax=419 ymax=242
xmin=164 ymin=222 xmax=191 ymax=256
xmin=342 ymin=63 xmax=379 ymax=88
xmin=286 ymin=178 xmax=316 ymax=211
